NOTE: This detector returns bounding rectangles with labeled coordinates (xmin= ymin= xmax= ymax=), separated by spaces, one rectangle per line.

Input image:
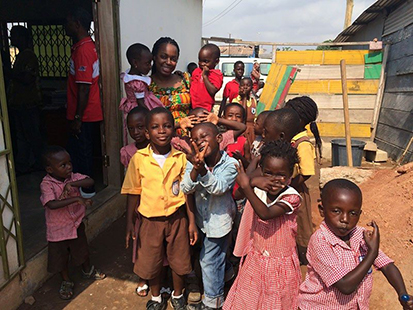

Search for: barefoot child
xmin=225 ymin=140 xmax=302 ymax=310
xmin=181 ymin=122 xmax=238 ymax=309
xmin=285 ymin=96 xmax=322 ymax=265
xmin=219 ymin=60 xmax=245 ymax=116
xmin=298 ymin=179 xmax=413 ymax=310
xmin=40 ymin=146 xmax=105 ymax=300
xmin=122 ymin=108 xmax=196 ymax=310
xmin=190 ymin=44 xmax=223 ymax=111
xmin=119 ymin=43 xmax=162 ymax=144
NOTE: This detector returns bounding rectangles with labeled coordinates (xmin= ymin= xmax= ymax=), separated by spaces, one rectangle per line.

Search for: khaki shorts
xmin=134 ymin=206 xmax=191 ymax=280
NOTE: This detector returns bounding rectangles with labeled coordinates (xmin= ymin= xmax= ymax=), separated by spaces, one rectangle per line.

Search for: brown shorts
xmin=134 ymin=206 xmax=191 ymax=280
xmin=47 ymin=222 xmax=89 ymax=274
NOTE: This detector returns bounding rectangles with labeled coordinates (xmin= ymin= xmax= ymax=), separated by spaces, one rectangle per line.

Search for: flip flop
xmin=136 ymin=283 xmax=149 ymax=297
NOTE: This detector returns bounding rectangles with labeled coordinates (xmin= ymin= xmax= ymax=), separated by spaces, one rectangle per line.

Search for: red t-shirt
xmin=223 ymin=79 xmax=240 ymax=103
xmin=67 ymin=37 xmax=103 ymax=122
xmin=190 ymin=67 xmax=223 ymax=111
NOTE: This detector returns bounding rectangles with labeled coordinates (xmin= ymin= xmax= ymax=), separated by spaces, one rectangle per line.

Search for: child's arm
xmin=125 ymin=194 xmax=140 ymax=249
xmin=200 ymin=111 xmax=246 ymax=140
xmin=380 ymin=263 xmax=413 ymax=309
xmin=333 ymin=221 xmax=380 ymax=295
xmin=136 ymin=98 xmax=145 ymax=108
xmin=290 ymin=175 xmax=310 ymax=189
xmin=185 ymin=194 xmax=198 ymax=246
xmin=46 ymin=196 xmax=92 ymax=210
xmin=202 ymin=67 xmax=219 ymax=97
xmin=218 ymin=96 xmax=228 ymax=117
xmin=61 ymin=177 xmax=94 ymax=199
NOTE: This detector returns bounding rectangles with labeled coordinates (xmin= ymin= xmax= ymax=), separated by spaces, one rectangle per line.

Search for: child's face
xmin=127 ymin=113 xmax=147 ymax=144
xmin=234 ymin=63 xmax=244 ymax=79
xmin=154 ymin=43 xmax=179 ymax=76
xmin=260 ymin=156 xmax=291 ymax=196
xmin=239 ymin=79 xmax=252 ymax=96
xmin=145 ymin=113 xmax=174 ymax=148
xmin=254 ymin=114 xmax=265 ymax=136
xmin=46 ymin=151 xmax=72 ymax=181
xmin=191 ymin=126 xmax=222 ymax=159
xmin=319 ymin=188 xmax=362 ymax=239
xmin=198 ymin=48 xmax=218 ymax=70
xmin=224 ymin=106 xmax=244 ymax=123
xmin=133 ymin=51 xmax=152 ymax=76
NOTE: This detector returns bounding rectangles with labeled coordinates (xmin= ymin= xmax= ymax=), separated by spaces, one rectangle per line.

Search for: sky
xmin=202 ymin=0 xmax=377 ymax=45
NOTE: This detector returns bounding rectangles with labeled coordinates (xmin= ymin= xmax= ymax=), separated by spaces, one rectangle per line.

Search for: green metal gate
xmin=0 ymin=51 xmax=25 ymax=290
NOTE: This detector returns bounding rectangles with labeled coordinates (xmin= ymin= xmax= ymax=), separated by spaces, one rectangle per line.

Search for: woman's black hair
xmin=285 ymin=96 xmax=322 ymax=158
xmin=151 ymin=37 xmax=180 ymax=74
xmin=259 ymin=140 xmax=299 ymax=176
xmin=224 ymin=102 xmax=246 ymax=123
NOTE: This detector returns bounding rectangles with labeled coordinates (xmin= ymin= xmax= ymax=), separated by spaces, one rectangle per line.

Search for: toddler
xmin=190 ymin=44 xmax=223 ymax=111
xmin=40 ymin=146 xmax=105 ymax=300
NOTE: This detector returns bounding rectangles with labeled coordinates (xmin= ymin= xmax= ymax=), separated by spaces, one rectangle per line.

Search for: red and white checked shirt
xmin=40 ymin=173 xmax=88 ymax=242
xmin=298 ymin=221 xmax=393 ymax=310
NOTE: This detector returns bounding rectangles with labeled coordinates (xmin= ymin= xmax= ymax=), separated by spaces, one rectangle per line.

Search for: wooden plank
xmin=285 ymin=94 xmax=376 ymax=109
xmin=276 ymin=50 xmax=369 ymax=65
xmin=295 ymin=65 xmax=364 ymax=80
xmin=377 ymin=108 xmax=413 ymax=132
xmin=376 ymin=123 xmax=413 ymax=150
xmin=312 ymin=123 xmax=371 ymax=138
xmin=364 ymin=64 xmax=382 ymax=79
xmin=381 ymin=92 xmax=413 ymax=111
xmin=364 ymin=51 xmax=383 ymax=64
xmin=270 ymin=66 xmax=293 ymax=110
xmin=259 ymin=63 xmax=286 ymax=108
xmin=289 ymin=79 xmax=379 ymax=94
xmin=318 ymin=109 xmax=373 ymax=123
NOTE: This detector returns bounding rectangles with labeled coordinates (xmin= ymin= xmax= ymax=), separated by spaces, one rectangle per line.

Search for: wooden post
xmin=340 ymin=59 xmax=353 ymax=167
xmin=344 ymin=0 xmax=354 ymax=29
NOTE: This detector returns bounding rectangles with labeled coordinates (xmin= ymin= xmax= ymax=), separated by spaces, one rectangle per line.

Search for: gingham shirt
xmin=40 ymin=173 xmax=88 ymax=242
xmin=298 ymin=221 xmax=393 ymax=310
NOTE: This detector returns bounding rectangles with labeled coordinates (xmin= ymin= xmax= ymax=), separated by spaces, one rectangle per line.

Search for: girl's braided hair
xmin=259 ymin=140 xmax=299 ymax=175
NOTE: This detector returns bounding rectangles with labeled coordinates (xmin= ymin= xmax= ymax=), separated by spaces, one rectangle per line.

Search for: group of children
xmin=38 ymin=41 xmax=413 ymax=310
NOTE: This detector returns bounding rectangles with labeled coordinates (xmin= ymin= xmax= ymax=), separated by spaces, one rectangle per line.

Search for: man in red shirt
xmin=65 ymin=7 xmax=102 ymax=196
xmin=218 ymin=60 xmax=244 ymax=117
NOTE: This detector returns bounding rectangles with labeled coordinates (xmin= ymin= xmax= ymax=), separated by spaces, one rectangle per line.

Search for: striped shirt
xmin=298 ymin=221 xmax=393 ymax=310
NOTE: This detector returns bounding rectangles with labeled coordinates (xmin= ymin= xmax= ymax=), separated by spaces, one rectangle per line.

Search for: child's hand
xmin=202 ymin=66 xmax=210 ymax=76
xmin=61 ymin=183 xmax=72 ymax=199
xmin=364 ymin=221 xmax=380 ymax=256
xmin=179 ymin=115 xmax=198 ymax=131
xmin=197 ymin=111 xmax=218 ymax=125
xmin=125 ymin=221 xmax=136 ymax=249
xmin=78 ymin=197 xmax=93 ymax=207
xmin=188 ymin=223 xmax=198 ymax=246
xmin=231 ymin=150 xmax=244 ymax=162
xmin=235 ymin=160 xmax=250 ymax=189
xmin=250 ymin=176 xmax=285 ymax=192
xmin=400 ymin=294 xmax=413 ymax=309
xmin=191 ymin=141 xmax=208 ymax=170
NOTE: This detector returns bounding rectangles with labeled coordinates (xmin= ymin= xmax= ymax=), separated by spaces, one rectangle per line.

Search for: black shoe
xmin=187 ymin=302 xmax=221 ymax=310
xmin=169 ymin=295 xmax=187 ymax=310
xmin=146 ymin=298 xmax=167 ymax=310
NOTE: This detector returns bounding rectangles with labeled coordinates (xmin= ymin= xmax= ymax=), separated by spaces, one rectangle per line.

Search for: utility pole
xmin=344 ymin=0 xmax=354 ymax=29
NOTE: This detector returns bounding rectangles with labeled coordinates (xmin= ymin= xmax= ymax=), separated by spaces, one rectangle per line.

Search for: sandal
xmin=82 ymin=265 xmax=106 ymax=280
xmin=136 ymin=283 xmax=149 ymax=297
xmin=59 ymin=281 xmax=74 ymax=300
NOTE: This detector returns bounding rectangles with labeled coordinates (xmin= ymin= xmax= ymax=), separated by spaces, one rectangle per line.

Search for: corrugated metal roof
xmin=383 ymin=0 xmax=413 ymax=36
xmin=334 ymin=0 xmax=405 ymax=42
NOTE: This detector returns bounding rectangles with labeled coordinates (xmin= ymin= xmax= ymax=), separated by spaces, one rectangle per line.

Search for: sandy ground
xmin=18 ymin=165 xmax=413 ymax=310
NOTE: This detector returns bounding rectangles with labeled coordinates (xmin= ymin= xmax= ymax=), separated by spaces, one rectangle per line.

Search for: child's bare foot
xmin=136 ymin=279 xmax=149 ymax=297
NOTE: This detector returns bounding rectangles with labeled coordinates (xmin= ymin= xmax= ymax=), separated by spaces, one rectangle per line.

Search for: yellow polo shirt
xmin=292 ymin=131 xmax=316 ymax=178
xmin=121 ymin=145 xmax=186 ymax=217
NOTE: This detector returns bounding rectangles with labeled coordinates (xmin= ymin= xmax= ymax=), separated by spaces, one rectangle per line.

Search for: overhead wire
xmin=203 ymin=0 xmax=244 ymax=28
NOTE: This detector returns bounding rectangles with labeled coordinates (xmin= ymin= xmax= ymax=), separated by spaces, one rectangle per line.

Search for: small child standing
xmin=219 ymin=60 xmax=245 ymax=116
xmin=120 ymin=106 xmax=150 ymax=168
xmin=232 ymin=77 xmax=257 ymax=146
xmin=40 ymin=146 xmax=105 ymax=300
xmin=119 ymin=43 xmax=163 ymax=144
xmin=122 ymin=108 xmax=195 ymax=310
xmin=285 ymin=96 xmax=322 ymax=265
xmin=181 ymin=122 xmax=238 ymax=310
xmin=225 ymin=140 xmax=302 ymax=310
xmin=298 ymin=179 xmax=413 ymax=310
xmin=190 ymin=44 xmax=223 ymax=111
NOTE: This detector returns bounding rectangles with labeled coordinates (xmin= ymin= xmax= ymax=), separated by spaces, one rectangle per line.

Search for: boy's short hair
xmin=42 ymin=145 xmax=67 ymax=168
xmin=201 ymin=43 xmax=220 ymax=59
xmin=187 ymin=62 xmax=198 ymax=74
xmin=126 ymin=43 xmax=151 ymax=66
xmin=145 ymin=107 xmax=174 ymax=128
xmin=128 ymin=106 xmax=149 ymax=118
xmin=234 ymin=60 xmax=244 ymax=67
xmin=321 ymin=179 xmax=362 ymax=203
xmin=189 ymin=107 xmax=208 ymax=116
xmin=68 ymin=7 xmax=92 ymax=31
xmin=264 ymin=109 xmax=300 ymax=139
xmin=191 ymin=122 xmax=219 ymax=136
xmin=241 ymin=77 xmax=252 ymax=85
xmin=257 ymin=110 xmax=271 ymax=120
xmin=224 ymin=102 xmax=246 ymax=122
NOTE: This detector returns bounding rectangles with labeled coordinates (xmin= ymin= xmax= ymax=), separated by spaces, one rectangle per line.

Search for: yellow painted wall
xmin=276 ymin=50 xmax=369 ymax=65
xmin=289 ymin=79 xmax=379 ymax=94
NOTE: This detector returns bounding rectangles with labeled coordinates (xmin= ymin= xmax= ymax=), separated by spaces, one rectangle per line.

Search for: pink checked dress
xmin=119 ymin=70 xmax=163 ymax=144
xmin=224 ymin=186 xmax=302 ymax=310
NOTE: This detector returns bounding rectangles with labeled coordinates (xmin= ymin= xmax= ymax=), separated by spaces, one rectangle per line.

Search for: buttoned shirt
xmin=40 ymin=173 xmax=88 ymax=242
xmin=298 ymin=221 xmax=393 ymax=310
xmin=181 ymin=151 xmax=238 ymax=238
xmin=121 ymin=145 xmax=186 ymax=218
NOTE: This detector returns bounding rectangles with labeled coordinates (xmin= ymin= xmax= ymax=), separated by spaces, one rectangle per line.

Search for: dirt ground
xmin=18 ymin=165 xmax=413 ymax=310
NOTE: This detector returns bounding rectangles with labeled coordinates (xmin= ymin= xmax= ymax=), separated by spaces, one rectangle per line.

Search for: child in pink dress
xmin=224 ymin=140 xmax=302 ymax=310
xmin=119 ymin=43 xmax=163 ymax=144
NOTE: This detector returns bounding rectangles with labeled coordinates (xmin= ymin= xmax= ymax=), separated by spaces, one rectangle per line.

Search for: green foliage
xmin=316 ymin=39 xmax=339 ymax=50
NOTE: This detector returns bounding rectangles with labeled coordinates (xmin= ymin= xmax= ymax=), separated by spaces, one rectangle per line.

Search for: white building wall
xmin=119 ymin=0 xmax=203 ymax=73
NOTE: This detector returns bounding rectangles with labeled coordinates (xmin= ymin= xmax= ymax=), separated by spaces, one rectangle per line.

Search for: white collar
xmin=121 ymin=68 xmax=151 ymax=85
